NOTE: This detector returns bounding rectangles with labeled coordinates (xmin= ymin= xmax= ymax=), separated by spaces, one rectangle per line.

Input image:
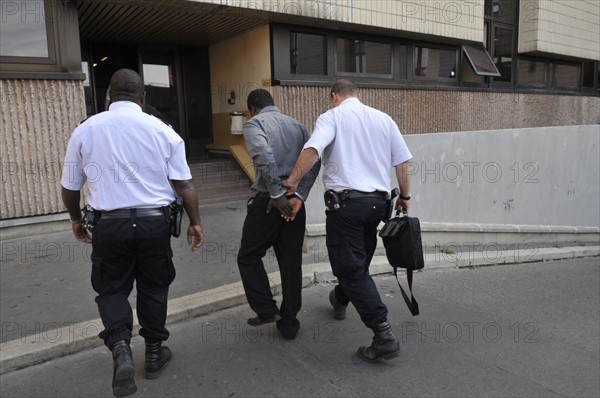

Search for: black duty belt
xmin=100 ymin=207 xmax=165 ymax=219
xmin=339 ymin=190 xmax=388 ymax=201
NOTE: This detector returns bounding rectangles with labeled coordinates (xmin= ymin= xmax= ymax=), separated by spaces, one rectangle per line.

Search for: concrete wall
xmin=519 ymin=0 xmax=600 ymax=60
xmin=274 ymin=86 xmax=600 ymax=135
xmin=203 ymin=0 xmax=485 ymax=42
xmin=0 ymin=79 xmax=86 ymax=219
xmin=303 ymin=125 xmax=600 ymax=228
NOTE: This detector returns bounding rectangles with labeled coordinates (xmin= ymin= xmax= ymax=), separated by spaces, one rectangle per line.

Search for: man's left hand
xmin=267 ymin=196 xmax=293 ymax=219
xmin=188 ymin=224 xmax=204 ymax=252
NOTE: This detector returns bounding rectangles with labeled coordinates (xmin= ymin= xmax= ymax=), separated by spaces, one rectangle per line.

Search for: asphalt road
xmin=2 ymin=257 xmax=598 ymax=398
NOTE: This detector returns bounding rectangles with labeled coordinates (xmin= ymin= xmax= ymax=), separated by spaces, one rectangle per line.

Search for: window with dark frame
xmin=463 ymin=44 xmax=501 ymax=76
xmin=414 ymin=46 xmax=456 ymax=79
xmin=0 ymin=0 xmax=51 ymax=59
xmin=396 ymin=44 xmax=408 ymax=80
xmin=484 ymin=0 xmax=517 ymax=86
xmin=365 ymin=41 xmax=391 ymax=75
xmin=554 ymin=63 xmax=580 ymax=89
xmin=518 ymin=59 xmax=547 ymax=87
xmin=272 ymin=23 xmax=598 ymax=95
xmin=0 ymin=0 xmax=84 ymax=79
xmin=336 ymin=38 xmax=391 ymax=75
xmin=492 ymin=26 xmax=514 ymax=83
xmin=582 ymin=62 xmax=595 ymax=89
xmin=290 ymin=32 xmax=327 ymax=75
xmin=462 ymin=53 xmax=486 ymax=85
xmin=485 ymin=0 xmax=518 ymax=24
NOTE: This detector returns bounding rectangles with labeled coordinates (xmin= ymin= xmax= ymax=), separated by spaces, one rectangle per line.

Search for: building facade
xmin=1 ymin=0 xmax=599 ymax=222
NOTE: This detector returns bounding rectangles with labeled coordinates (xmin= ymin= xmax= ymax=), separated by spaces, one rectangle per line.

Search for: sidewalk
xmin=1 ymin=257 xmax=599 ymax=397
xmin=1 ymin=199 xmax=599 ymax=375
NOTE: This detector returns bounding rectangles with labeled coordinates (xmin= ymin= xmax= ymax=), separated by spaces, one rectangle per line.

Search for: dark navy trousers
xmin=326 ymin=196 xmax=389 ymax=329
xmin=91 ymin=216 xmax=175 ymax=348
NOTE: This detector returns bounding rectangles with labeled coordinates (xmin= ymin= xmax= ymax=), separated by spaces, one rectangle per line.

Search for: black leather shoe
xmin=276 ymin=318 xmax=300 ymax=340
xmin=145 ymin=341 xmax=172 ymax=380
xmin=247 ymin=314 xmax=282 ymax=326
xmin=111 ymin=340 xmax=136 ymax=397
xmin=357 ymin=322 xmax=400 ymax=363
xmin=329 ymin=289 xmax=347 ymax=320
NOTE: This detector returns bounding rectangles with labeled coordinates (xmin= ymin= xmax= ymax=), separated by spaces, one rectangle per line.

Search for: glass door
xmin=141 ymin=48 xmax=181 ymax=134
xmin=181 ymin=47 xmax=212 ymax=158
xmin=82 ymin=44 xmax=213 ymax=158
xmin=81 ymin=43 xmax=138 ymax=115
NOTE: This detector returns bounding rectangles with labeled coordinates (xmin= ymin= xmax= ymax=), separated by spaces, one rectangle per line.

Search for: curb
xmin=1 ymin=245 xmax=598 ymax=374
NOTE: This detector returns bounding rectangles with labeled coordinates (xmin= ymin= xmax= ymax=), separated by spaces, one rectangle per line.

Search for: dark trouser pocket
xmin=91 ymin=256 xmax=102 ymax=293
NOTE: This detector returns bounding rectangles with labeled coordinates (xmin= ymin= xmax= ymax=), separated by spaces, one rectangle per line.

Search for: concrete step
xmin=189 ymin=159 xmax=241 ymax=174
xmin=192 ymin=170 xmax=250 ymax=185
xmin=189 ymin=158 xmax=252 ymax=206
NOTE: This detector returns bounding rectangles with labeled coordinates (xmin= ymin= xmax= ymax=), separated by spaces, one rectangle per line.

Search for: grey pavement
xmin=1 ymin=198 xmax=600 ymax=395
xmin=0 ymin=198 xmax=494 ymax=342
xmin=1 ymin=198 xmax=595 ymax=344
xmin=0 ymin=200 xmax=264 ymax=339
xmin=1 ymin=257 xmax=599 ymax=398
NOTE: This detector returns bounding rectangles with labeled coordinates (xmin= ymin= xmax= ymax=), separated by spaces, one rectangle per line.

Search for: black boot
xmin=145 ymin=341 xmax=172 ymax=380
xmin=111 ymin=340 xmax=136 ymax=397
xmin=329 ymin=289 xmax=347 ymax=320
xmin=357 ymin=322 xmax=400 ymax=363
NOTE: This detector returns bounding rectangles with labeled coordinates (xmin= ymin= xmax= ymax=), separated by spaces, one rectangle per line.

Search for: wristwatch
xmin=399 ymin=194 xmax=411 ymax=200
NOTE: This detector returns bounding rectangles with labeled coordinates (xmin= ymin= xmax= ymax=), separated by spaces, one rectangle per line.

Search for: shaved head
xmin=331 ymin=79 xmax=358 ymax=97
xmin=109 ymin=69 xmax=145 ymax=104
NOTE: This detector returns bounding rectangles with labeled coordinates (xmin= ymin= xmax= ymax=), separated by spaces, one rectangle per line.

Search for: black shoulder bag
xmin=379 ymin=211 xmax=424 ymax=316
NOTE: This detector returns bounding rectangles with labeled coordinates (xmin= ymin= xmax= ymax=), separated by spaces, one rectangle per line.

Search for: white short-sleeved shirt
xmin=304 ymin=97 xmax=412 ymax=193
xmin=60 ymin=101 xmax=191 ymax=211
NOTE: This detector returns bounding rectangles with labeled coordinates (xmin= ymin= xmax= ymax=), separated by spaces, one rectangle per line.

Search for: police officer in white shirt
xmin=284 ymin=79 xmax=413 ymax=363
xmin=61 ymin=69 xmax=204 ymax=397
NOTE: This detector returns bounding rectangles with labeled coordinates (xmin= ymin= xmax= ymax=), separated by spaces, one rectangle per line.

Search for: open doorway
xmin=81 ymin=43 xmax=213 ymax=158
xmin=91 ymin=43 xmax=138 ymax=112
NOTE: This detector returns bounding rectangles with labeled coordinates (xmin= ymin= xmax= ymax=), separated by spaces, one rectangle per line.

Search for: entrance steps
xmin=189 ymin=158 xmax=252 ymax=206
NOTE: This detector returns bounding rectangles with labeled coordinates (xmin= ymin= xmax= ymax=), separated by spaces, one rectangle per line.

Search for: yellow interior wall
xmin=209 ymin=25 xmax=273 ymax=147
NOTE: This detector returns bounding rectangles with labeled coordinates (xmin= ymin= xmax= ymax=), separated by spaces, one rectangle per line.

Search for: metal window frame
xmin=289 ymin=31 xmax=327 ymax=76
xmin=463 ymin=44 xmax=501 ymax=77
xmin=0 ymin=0 xmax=84 ymax=80
xmin=334 ymin=36 xmax=394 ymax=78
xmin=412 ymin=43 xmax=459 ymax=82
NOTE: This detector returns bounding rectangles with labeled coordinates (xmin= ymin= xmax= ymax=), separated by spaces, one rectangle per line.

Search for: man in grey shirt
xmin=237 ymin=89 xmax=320 ymax=340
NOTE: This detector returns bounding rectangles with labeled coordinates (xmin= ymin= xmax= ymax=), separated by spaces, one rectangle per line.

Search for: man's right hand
xmin=267 ymin=196 xmax=293 ymax=219
xmin=287 ymin=196 xmax=303 ymax=222
xmin=281 ymin=179 xmax=298 ymax=196
xmin=395 ymin=197 xmax=410 ymax=213
xmin=72 ymin=223 xmax=92 ymax=244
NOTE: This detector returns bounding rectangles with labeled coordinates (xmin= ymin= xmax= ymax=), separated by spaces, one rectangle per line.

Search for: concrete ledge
xmin=305 ymin=222 xmax=600 ymax=252
xmin=305 ymin=222 xmax=600 ymax=236
xmin=1 ymin=245 xmax=598 ymax=374
xmin=4 ymin=217 xmax=598 ymax=244
xmin=0 ymin=213 xmax=70 ymax=228
xmin=0 ymin=319 xmax=105 ymax=375
xmin=0 ymin=213 xmax=71 ymax=240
